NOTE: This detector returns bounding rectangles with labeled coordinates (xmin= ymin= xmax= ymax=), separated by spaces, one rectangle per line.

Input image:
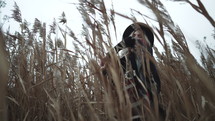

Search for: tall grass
xmin=1 ymin=0 xmax=215 ymax=121
xmin=0 ymin=29 xmax=9 ymax=121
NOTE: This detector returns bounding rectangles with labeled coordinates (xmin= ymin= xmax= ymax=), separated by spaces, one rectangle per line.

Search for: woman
xmin=101 ymin=22 xmax=162 ymax=120
xmin=114 ymin=22 xmax=161 ymax=120
xmin=115 ymin=22 xmax=160 ymax=98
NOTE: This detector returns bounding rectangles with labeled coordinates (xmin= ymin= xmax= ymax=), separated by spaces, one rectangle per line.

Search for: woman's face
xmin=132 ymin=30 xmax=144 ymax=40
xmin=132 ymin=30 xmax=149 ymax=47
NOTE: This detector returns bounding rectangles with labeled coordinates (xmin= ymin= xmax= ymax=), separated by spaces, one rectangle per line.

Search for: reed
xmin=2 ymin=0 xmax=215 ymax=121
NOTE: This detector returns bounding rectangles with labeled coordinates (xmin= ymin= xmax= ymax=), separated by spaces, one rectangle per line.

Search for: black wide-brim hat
xmin=122 ymin=22 xmax=154 ymax=46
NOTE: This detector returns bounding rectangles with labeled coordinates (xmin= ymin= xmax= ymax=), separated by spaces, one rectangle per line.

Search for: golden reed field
xmin=0 ymin=0 xmax=215 ymax=121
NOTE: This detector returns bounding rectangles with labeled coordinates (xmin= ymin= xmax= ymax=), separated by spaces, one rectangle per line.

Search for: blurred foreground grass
xmin=1 ymin=0 xmax=215 ymax=121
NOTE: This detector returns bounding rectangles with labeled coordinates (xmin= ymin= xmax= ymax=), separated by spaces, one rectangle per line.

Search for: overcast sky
xmin=1 ymin=0 xmax=215 ymax=58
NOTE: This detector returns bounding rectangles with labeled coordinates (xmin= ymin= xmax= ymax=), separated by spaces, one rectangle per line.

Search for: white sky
xmin=1 ymin=0 xmax=215 ymax=60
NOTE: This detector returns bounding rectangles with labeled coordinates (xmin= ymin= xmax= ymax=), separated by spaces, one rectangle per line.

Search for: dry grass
xmin=1 ymin=0 xmax=215 ymax=121
xmin=0 ymin=29 xmax=9 ymax=121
